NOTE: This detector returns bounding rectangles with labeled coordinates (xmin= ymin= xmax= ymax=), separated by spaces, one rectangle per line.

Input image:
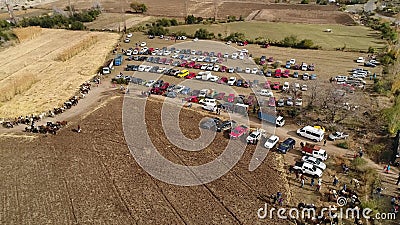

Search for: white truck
xmin=301 ymin=143 xmax=328 ymax=161
xmin=200 ymin=71 xmax=217 ymax=81
xmin=292 ymin=161 xmax=323 ymax=178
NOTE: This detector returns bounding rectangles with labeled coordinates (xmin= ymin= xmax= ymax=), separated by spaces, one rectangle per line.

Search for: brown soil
xmin=0 ymin=91 xmax=291 ymax=224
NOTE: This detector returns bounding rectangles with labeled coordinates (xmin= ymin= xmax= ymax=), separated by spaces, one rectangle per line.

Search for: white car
xmin=259 ymin=89 xmax=273 ymax=97
xmin=132 ymin=49 xmax=138 ymax=55
xmin=200 ymin=64 xmax=208 ymax=70
xmin=356 ymin=57 xmax=365 ymax=63
xmin=295 ymin=98 xmax=303 ymax=106
xmin=124 ymin=38 xmax=130 ymax=43
xmin=226 ymin=41 xmax=232 ymax=45
xmin=126 ymin=33 xmax=133 ymax=38
xmin=157 ymin=67 xmax=166 ymax=73
xmin=191 ymin=56 xmax=197 ymax=62
xmin=231 ymin=53 xmax=238 ymax=59
xmin=301 ymin=84 xmax=308 ymax=91
xmin=172 ymin=53 xmax=179 ymax=59
xmin=245 ymin=68 xmax=251 ymax=73
xmin=195 ymin=73 xmax=203 ymax=79
xmin=241 ymin=49 xmax=249 ymax=54
xmin=209 ymin=76 xmax=219 ymax=82
xmin=163 ymin=50 xmax=171 ymax=56
xmin=174 ymin=85 xmax=185 ymax=93
xmin=224 ymin=53 xmax=229 ymax=58
xmin=251 ymin=68 xmax=258 ymax=74
xmin=227 ymin=77 xmax=237 ymax=86
xmin=246 ymin=130 xmax=263 ymax=144
xmin=328 ymin=132 xmax=349 ymax=141
xmin=193 ymin=38 xmax=199 ymax=42
xmin=294 ymin=83 xmax=300 ymax=90
xmin=293 ymin=161 xmax=323 ymax=178
xmin=145 ymin=80 xmax=156 ymax=87
xmin=206 ymin=64 xmax=214 ymax=71
xmin=138 ymin=65 xmax=146 ymax=72
xmin=140 ymin=42 xmax=147 ymax=47
xmin=286 ymin=97 xmax=293 ymax=106
xmin=228 ymin=67 xmax=235 ymax=73
xmin=289 ymin=58 xmax=296 ymax=65
xmin=301 ymin=156 xmax=327 ymax=171
xmin=282 ymin=82 xmax=290 ymax=91
xmin=213 ymin=65 xmax=220 ymax=72
xmin=239 ymin=53 xmax=244 ymax=60
xmin=301 ymin=63 xmax=308 ymax=71
xmin=198 ymin=89 xmax=208 ymax=98
xmin=198 ymin=56 xmax=205 ymax=62
xmin=125 ymin=49 xmax=132 ymax=56
xmin=191 ymin=50 xmax=196 ymax=55
xmin=144 ymin=65 xmax=152 ymax=72
xmin=264 ymin=135 xmax=279 ymax=149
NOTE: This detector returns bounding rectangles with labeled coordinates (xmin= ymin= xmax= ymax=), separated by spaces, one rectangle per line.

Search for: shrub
xmin=194 ymin=28 xmax=214 ymax=39
xmin=336 ymin=141 xmax=349 ymax=149
xmin=301 ymin=0 xmax=309 ymax=4
xmin=272 ymin=61 xmax=281 ymax=69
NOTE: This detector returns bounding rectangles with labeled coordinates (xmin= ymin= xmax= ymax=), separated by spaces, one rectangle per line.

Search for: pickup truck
xmin=301 ymin=143 xmax=328 ymax=161
xmin=292 ymin=161 xmax=323 ymax=178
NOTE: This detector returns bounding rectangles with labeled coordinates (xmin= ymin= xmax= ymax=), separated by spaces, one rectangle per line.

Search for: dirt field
xmin=0 ymin=27 xmax=119 ymax=119
xmin=0 ymin=92 xmax=290 ymax=224
xmin=84 ymin=13 xmax=153 ymax=31
xmin=34 ymin=0 xmax=352 ymax=25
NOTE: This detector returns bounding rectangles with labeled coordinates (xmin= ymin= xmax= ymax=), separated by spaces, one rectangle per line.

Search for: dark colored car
xmin=277 ymin=138 xmax=296 ymax=154
xmin=216 ymin=120 xmax=237 ymax=132
xmin=200 ymin=117 xmax=222 ymax=130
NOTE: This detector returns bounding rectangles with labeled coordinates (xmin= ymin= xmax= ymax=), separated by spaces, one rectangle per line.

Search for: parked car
xmin=200 ymin=117 xmax=222 ymax=130
xmin=356 ymin=57 xmax=365 ymax=63
xmin=293 ymin=71 xmax=299 ymax=78
xmin=277 ymin=138 xmax=296 ymax=154
xmin=266 ymin=70 xmax=272 ymax=77
xmin=292 ymin=161 xmax=323 ymax=178
xmin=218 ymin=77 xmax=228 ymax=84
xmin=301 ymin=84 xmax=308 ymax=91
xmin=268 ymin=97 xmax=276 ymax=107
xmin=277 ymin=98 xmax=285 ymax=107
xmin=145 ymin=80 xmax=156 ymax=87
xmin=227 ymin=94 xmax=235 ymax=103
xmin=229 ymin=125 xmax=249 ymax=139
xmin=227 ymin=77 xmax=237 ymax=86
xmin=264 ymin=135 xmax=280 ymax=149
xmin=259 ymin=89 xmax=273 ymax=97
xmin=283 ymin=70 xmax=290 ymax=78
xmin=328 ymin=132 xmax=349 ymax=141
xmin=301 ymin=156 xmax=327 ymax=170
xmin=216 ymin=120 xmax=237 ymax=132
xmin=286 ymin=97 xmax=293 ymax=106
xmin=274 ymin=69 xmax=282 ymax=78
xmin=272 ymin=82 xmax=280 ymax=90
xmin=228 ymin=67 xmax=235 ymax=73
xmin=295 ymin=98 xmax=303 ymax=106
xmin=246 ymin=130 xmax=263 ymax=144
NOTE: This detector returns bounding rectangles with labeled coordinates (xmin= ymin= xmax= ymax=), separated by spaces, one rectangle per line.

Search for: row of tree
xmin=19 ymin=9 xmax=101 ymax=30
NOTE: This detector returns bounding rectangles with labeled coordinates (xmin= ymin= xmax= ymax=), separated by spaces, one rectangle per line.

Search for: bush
xmin=272 ymin=61 xmax=281 ymax=69
xmin=301 ymin=0 xmax=309 ymax=4
xmin=194 ymin=28 xmax=214 ymax=39
xmin=147 ymin=25 xmax=169 ymax=36
xmin=336 ymin=141 xmax=349 ymax=149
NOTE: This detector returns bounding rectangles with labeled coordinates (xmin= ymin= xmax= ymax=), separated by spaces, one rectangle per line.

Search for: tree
xmin=185 ymin=15 xmax=196 ymax=24
xmin=296 ymin=39 xmax=314 ymax=49
xmin=194 ymin=28 xmax=214 ymax=39
xmin=130 ymin=2 xmax=147 ymax=13
xmin=281 ymin=35 xmax=298 ymax=47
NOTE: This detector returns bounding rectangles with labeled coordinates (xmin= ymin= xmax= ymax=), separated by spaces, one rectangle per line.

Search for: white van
xmin=199 ymin=98 xmax=217 ymax=105
xmin=297 ymin=126 xmax=325 ymax=142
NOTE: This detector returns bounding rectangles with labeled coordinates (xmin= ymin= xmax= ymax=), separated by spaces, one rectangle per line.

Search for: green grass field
xmin=168 ymin=21 xmax=385 ymax=51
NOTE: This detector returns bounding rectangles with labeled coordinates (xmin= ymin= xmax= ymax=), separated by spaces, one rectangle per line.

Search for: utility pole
xmin=5 ymin=0 xmax=16 ymax=24
xmin=68 ymin=0 xmax=72 ymax=16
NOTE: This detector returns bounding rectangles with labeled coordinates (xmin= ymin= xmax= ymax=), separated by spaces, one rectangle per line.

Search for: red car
xmin=218 ymin=77 xmax=228 ymax=84
xmin=268 ymin=57 xmax=274 ymax=62
xmin=215 ymin=92 xmax=226 ymax=100
xmin=220 ymin=65 xmax=227 ymax=72
xmin=268 ymin=97 xmax=276 ymax=107
xmin=180 ymin=61 xmax=188 ymax=67
xmin=185 ymin=96 xmax=199 ymax=103
xmin=229 ymin=125 xmax=249 ymax=139
xmin=194 ymin=64 xmax=201 ymax=69
xmin=263 ymin=81 xmax=271 ymax=89
xmin=274 ymin=69 xmax=281 ymax=78
xmin=150 ymin=87 xmax=165 ymax=95
xmin=186 ymin=61 xmax=195 ymax=68
xmin=246 ymin=95 xmax=255 ymax=106
xmin=160 ymin=82 xmax=169 ymax=90
xmin=186 ymin=72 xmax=196 ymax=79
xmin=227 ymin=94 xmax=235 ymax=103
xmin=283 ymin=69 xmax=290 ymax=78
xmin=272 ymin=82 xmax=280 ymax=90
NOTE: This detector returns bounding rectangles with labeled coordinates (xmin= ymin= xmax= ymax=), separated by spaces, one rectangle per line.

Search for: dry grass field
xmin=84 ymin=13 xmax=153 ymax=30
xmin=0 ymin=27 xmax=119 ymax=119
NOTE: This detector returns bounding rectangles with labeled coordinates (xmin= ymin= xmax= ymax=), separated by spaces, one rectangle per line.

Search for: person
xmin=358 ymin=147 xmax=364 ymax=158
xmin=385 ymin=164 xmax=391 ymax=174
xmin=396 ymin=173 xmax=400 ymax=185
xmin=323 ymin=139 xmax=327 ymax=146
xmin=278 ymin=198 xmax=284 ymax=206
xmin=316 ymin=179 xmax=322 ymax=192
xmin=77 ymin=125 xmax=81 ymax=133
xmin=310 ymin=178 xmax=315 ymax=187
xmin=187 ymin=102 xmax=192 ymax=108
xmin=277 ymin=192 xmax=282 ymax=200
xmin=333 ymin=176 xmax=339 ymax=186
xmin=126 ymin=88 xmax=129 ymax=94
